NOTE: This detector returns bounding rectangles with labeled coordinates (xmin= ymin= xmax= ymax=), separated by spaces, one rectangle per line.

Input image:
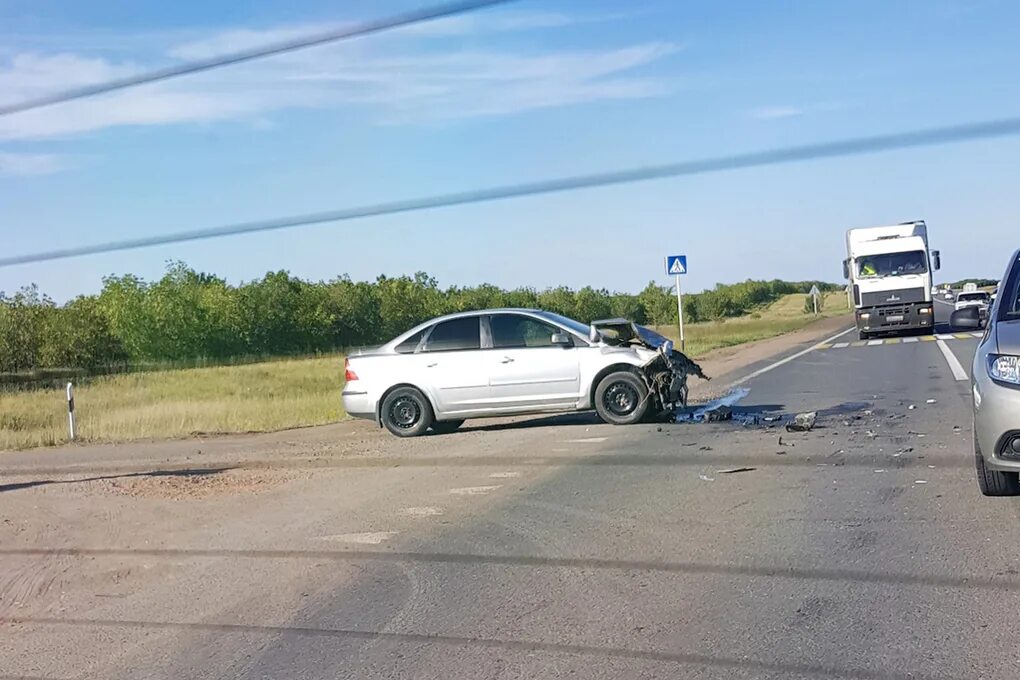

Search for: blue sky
xmin=1 ymin=0 xmax=1018 ymax=301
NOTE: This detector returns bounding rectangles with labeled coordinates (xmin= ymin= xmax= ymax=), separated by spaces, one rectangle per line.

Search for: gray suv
xmin=968 ymin=249 xmax=1020 ymax=495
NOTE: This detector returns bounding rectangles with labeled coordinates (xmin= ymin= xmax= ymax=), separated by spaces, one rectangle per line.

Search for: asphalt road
xmin=6 ymin=299 xmax=1020 ymax=680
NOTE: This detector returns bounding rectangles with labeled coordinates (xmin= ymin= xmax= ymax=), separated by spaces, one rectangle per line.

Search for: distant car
xmin=969 ymin=250 xmax=1020 ymax=495
xmin=341 ymin=309 xmax=707 ymax=436
xmin=944 ymin=291 xmax=955 ymax=300
xmin=955 ymin=291 xmax=991 ymax=326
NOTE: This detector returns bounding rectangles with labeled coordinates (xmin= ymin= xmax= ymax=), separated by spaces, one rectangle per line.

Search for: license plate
xmin=887 ymin=315 xmax=904 ymax=322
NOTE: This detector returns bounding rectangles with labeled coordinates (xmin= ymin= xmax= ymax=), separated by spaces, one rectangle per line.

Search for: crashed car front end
xmin=591 ymin=318 xmax=709 ymax=412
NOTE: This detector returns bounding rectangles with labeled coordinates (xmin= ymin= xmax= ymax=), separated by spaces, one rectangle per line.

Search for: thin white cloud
xmin=0 ymin=25 xmax=679 ymax=140
xmin=749 ymin=105 xmax=803 ymax=120
xmin=0 ymin=151 xmax=67 ymax=176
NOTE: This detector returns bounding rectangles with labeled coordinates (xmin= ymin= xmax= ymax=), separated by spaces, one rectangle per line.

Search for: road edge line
xmin=936 ymin=339 xmax=969 ymax=381
xmin=731 ymin=327 xmax=855 ymax=386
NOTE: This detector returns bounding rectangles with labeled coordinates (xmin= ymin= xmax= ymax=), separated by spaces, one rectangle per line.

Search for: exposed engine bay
xmin=591 ymin=318 xmax=710 ymax=412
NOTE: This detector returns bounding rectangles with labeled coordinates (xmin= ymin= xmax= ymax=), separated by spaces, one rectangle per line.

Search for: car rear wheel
xmin=381 ymin=387 xmax=434 ymax=437
xmin=431 ymin=419 xmax=465 ymax=435
xmin=594 ymin=371 xmax=649 ymax=425
xmin=975 ymin=432 xmax=1020 ymax=496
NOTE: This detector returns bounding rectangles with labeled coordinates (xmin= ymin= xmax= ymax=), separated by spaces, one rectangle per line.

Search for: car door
xmin=418 ymin=316 xmax=491 ymax=416
xmin=486 ymin=313 xmax=581 ymax=410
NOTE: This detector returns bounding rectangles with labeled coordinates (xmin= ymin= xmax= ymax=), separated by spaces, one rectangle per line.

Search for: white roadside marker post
xmin=66 ymin=381 xmax=76 ymax=441
xmin=675 ymin=274 xmax=685 ymax=352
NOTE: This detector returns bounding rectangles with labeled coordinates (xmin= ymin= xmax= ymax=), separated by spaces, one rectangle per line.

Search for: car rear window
xmin=424 ymin=317 xmax=481 ymax=352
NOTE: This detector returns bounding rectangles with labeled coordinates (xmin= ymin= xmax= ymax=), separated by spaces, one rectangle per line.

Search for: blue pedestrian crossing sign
xmin=665 ymin=255 xmax=687 ymax=276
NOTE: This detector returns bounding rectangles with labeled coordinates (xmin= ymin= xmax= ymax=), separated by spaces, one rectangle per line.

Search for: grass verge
xmin=1 ymin=293 xmax=848 ymax=450
xmin=0 ymin=356 xmax=344 ymax=450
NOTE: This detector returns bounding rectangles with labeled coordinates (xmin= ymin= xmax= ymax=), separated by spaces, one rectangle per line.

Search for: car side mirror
xmin=842 ymin=259 xmax=850 ymax=280
xmin=588 ymin=326 xmax=600 ymax=344
xmin=950 ymin=306 xmax=981 ymax=329
xmin=551 ymin=332 xmax=574 ymax=347
xmin=932 ymin=250 xmax=941 ymax=270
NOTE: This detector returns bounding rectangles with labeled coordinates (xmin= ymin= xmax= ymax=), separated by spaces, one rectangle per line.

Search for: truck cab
xmin=843 ymin=221 xmax=939 ymax=340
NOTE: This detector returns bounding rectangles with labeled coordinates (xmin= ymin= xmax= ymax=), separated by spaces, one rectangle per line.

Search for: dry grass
xmin=1 ymin=293 xmax=849 ymax=451
xmin=655 ymin=292 xmax=850 ymax=357
xmin=0 ymin=356 xmax=345 ymax=450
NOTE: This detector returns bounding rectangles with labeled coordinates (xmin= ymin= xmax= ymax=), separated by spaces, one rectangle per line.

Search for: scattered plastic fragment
xmin=926 ymin=399 xmax=937 ymax=404
xmin=914 ymin=480 xmax=928 ymax=484
xmin=698 ymin=474 xmax=715 ymax=482
xmin=716 ymin=467 xmax=755 ymax=474
xmin=786 ymin=412 xmax=817 ymax=432
xmin=874 ymin=469 xmax=885 ymax=473
xmin=908 ymin=405 xmax=916 ymax=410
xmin=703 ymin=405 xmax=733 ymax=422
xmin=763 ymin=415 xmax=783 ymax=423
xmin=898 ymin=446 xmax=914 ymax=454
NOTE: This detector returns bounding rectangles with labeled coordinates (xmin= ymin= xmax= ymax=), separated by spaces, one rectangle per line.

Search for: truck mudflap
xmin=856 ymin=301 xmax=934 ymax=334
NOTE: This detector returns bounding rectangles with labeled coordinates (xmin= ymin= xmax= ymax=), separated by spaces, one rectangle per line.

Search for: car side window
xmin=490 ymin=314 xmax=561 ymax=349
xmin=395 ymin=329 xmax=426 ymax=354
xmin=424 ymin=317 xmax=481 ymax=352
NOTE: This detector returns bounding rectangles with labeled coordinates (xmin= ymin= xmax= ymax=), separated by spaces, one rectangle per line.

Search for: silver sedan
xmin=969 ymin=249 xmax=1020 ymax=495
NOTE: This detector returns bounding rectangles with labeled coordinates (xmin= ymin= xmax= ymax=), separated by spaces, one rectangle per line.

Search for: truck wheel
xmin=594 ymin=371 xmax=649 ymax=425
xmin=975 ymin=432 xmax=1020 ymax=496
xmin=381 ymin=387 xmax=434 ymax=437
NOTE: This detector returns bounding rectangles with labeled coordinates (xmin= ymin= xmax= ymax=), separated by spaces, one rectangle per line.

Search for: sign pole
xmin=813 ymin=293 xmax=818 ymax=316
xmin=675 ymin=274 xmax=685 ymax=352
xmin=66 ymin=381 xmax=76 ymax=441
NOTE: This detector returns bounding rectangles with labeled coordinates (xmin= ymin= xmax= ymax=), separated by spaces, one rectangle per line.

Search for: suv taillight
xmin=344 ymin=358 xmax=358 ymax=382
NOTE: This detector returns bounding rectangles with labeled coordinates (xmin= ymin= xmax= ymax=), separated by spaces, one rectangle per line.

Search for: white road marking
xmin=936 ymin=340 xmax=968 ymax=381
xmin=833 ymin=342 xmax=849 ymax=349
xmin=320 ymin=531 xmax=398 ymax=544
xmin=936 ymin=334 xmax=954 ymax=340
xmin=566 ymin=437 xmax=607 ymax=443
xmin=902 ymin=337 xmax=919 ymax=343
xmin=489 ymin=471 xmax=521 ymax=479
xmin=867 ymin=339 xmax=883 ymax=346
xmin=449 ymin=485 xmax=502 ymax=495
xmin=551 ymin=448 xmax=570 ymax=453
xmin=732 ymin=327 xmax=855 ymax=386
xmin=400 ymin=506 xmax=444 ymax=517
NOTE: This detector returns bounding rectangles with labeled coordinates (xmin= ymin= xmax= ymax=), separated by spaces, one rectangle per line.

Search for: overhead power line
xmin=3 ymin=116 xmax=1020 ymax=268
xmin=0 ymin=0 xmax=518 ymax=117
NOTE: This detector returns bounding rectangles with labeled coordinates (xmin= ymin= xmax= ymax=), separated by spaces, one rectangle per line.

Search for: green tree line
xmin=0 ymin=261 xmax=841 ymax=373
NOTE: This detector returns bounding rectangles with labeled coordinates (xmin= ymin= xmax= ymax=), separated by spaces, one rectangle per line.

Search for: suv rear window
xmin=424 ymin=317 xmax=481 ymax=352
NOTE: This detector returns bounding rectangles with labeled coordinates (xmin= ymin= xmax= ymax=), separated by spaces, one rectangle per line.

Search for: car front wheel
xmin=594 ymin=371 xmax=649 ymax=425
xmin=975 ymin=432 xmax=1020 ymax=496
xmin=381 ymin=387 xmax=434 ymax=437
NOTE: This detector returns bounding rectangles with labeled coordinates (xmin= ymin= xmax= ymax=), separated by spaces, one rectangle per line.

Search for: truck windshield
xmin=856 ymin=251 xmax=927 ymax=278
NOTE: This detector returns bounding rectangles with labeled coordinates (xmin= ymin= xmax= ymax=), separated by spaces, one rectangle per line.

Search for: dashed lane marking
xmin=819 ymin=333 xmax=976 ymax=351
xmin=320 ymin=532 xmax=398 ymax=544
xmin=489 ymin=472 xmax=521 ymax=479
xmin=399 ymin=507 xmax=444 ymax=517
xmin=566 ymin=437 xmax=607 ymax=443
xmin=732 ymin=327 xmax=855 ymax=386
xmin=449 ymin=485 xmax=502 ymax=496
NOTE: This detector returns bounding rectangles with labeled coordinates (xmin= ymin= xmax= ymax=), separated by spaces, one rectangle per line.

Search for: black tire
xmin=858 ymin=330 xmax=869 ymax=341
xmin=975 ymin=432 xmax=1020 ymax=496
xmin=594 ymin=371 xmax=649 ymax=426
xmin=381 ymin=387 xmax=434 ymax=437
xmin=431 ymin=419 xmax=465 ymax=435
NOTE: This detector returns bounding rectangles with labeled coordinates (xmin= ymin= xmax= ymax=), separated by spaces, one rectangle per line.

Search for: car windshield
xmin=857 ymin=251 xmax=928 ymax=278
xmin=534 ymin=311 xmax=592 ymax=339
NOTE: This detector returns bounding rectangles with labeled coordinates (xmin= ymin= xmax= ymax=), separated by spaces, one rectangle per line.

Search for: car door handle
xmin=500 ymin=357 xmax=515 ymax=364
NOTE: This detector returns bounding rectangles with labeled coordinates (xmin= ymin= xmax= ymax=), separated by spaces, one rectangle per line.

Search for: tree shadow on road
xmin=0 ymin=467 xmax=233 ymax=494
xmin=453 ymin=412 xmax=602 ymax=434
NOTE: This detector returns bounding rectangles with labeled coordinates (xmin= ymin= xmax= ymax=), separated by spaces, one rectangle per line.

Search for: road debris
xmin=897 ymin=446 xmax=914 ymax=454
xmin=716 ymin=467 xmax=756 ymax=474
xmin=874 ymin=469 xmax=885 ymax=473
xmin=908 ymin=405 xmax=916 ymax=410
xmin=699 ymin=445 xmax=713 ymax=451
xmin=778 ymin=436 xmax=794 ymax=447
xmin=786 ymin=412 xmax=817 ymax=432
xmin=866 ymin=430 xmax=877 ymax=438
xmin=763 ymin=415 xmax=783 ymax=423
xmin=703 ymin=405 xmax=733 ymax=422
xmin=914 ymin=480 xmax=928 ymax=484
xmin=863 ymin=409 xmax=874 ymax=416
xmin=699 ymin=474 xmax=715 ymax=482
xmin=926 ymin=399 xmax=937 ymax=404
xmin=775 ymin=450 xmax=787 ymax=455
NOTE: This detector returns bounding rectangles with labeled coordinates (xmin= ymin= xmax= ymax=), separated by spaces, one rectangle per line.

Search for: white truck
xmin=843 ymin=220 xmax=940 ymax=340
